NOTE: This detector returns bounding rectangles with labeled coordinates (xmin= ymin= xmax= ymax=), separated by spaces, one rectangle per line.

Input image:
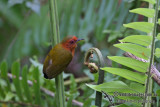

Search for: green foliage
xmin=87 ymin=0 xmax=159 ymax=106
xmin=130 ymin=8 xmax=155 ymax=18
xmin=101 ymin=67 xmax=147 ymax=84
xmin=86 ymin=81 xmax=144 ymax=100
xmin=33 ymin=67 xmax=41 ymax=105
xmin=114 ymin=43 xmax=150 ymax=60
xmin=157 ymin=33 xmax=160 ymax=40
xmin=0 ymin=0 xmax=137 ymax=66
xmin=119 ymin=35 xmax=152 ymax=47
xmin=0 ymin=61 xmax=10 ymax=92
xmin=11 ymin=61 xmax=24 ymax=101
xmin=22 ymin=65 xmax=32 ymax=102
xmin=108 ymin=56 xmax=149 ymax=73
xmin=123 ymin=22 xmax=154 ymax=33
xmin=155 ymin=48 xmax=160 ymax=58
xmin=158 ymin=19 xmax=160 ymax=25
xmin=1 ymin=0 xmax=159 ymax=106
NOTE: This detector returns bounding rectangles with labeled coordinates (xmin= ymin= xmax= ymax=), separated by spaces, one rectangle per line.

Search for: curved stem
xmin=84 ymin=48 xmax=105 ymax=107
xmin=49 ymin=0 xmax=65 ymax=107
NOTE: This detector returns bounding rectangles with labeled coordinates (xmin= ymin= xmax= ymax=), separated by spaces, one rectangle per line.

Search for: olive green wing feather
xmin=43 ymin=44 xmax=72 ymax=79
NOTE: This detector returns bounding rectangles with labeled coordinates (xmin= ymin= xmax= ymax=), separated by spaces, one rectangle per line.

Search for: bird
xmin=43 ymin=36 xmax=84 ymax=79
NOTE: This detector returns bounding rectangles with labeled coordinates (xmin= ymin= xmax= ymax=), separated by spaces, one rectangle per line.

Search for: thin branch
xmin=7 ymin=73 xmax=83 ymax=107
xmin=0 ymin=100 xmax=40 ymax=107
xmin=101 ymin=91 xmax=114 ymax=106
xmin=123 ymin=52 xmax=160 ymax=86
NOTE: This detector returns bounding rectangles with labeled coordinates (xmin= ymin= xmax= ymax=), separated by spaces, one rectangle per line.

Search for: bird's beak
xmin=76 ymin=39 xmax=84 ymax=42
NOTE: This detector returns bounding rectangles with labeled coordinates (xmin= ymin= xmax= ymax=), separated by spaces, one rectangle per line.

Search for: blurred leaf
xmin=81 ymin=43 xmax=93 ymax=52
xmin=67 ymin=95 xmax=73 ymax=107
xmin=87 ymin=81 xmax=143 ymax=105
xmin=11 ymin=61 xmax=24 ymax=101
xmin=0 ymin=0 xmax=22 ymax=28
xmin=0 ymin=79 xmax=5 ymax=98
xmin=8 ymin=0 xmax=24 ymax=6
xmin=101 ymin=67 xmax=147 ymax=84
xmin=157 ymin=89 xmax=160 ymax=96
xmin=0 ymin=61 xmax=10 ymax=91
xmin=155 ymin=48 xmax=160 ymax=58
xmin=26 ymin=0 xmax=41 ymax=14
xmin=83 ymin=99 xmax=93 ymax=107
xmin=32 ymin=67 xmax=41 ymax=105
xmin=70 ymin=75 xmax=77 ymax=93
xmin=83 ymin=69 xmax=94 ymax=80
xmin=123 ymin=22 xmax=154 ymax=33
xmin=108 ymin=56 xmax=149 ymax=73
xmin=91 ymin=105 xmax=97 ymax=107
xmin=4 ymin=92 xmax=15 ymax=101
xmin=119 ymin=35 xmax=152 ymax=47
xmin=107 ymin=30 xmax=123 ymax=42
xmin=157 ymin=33 xmax=160 ymax=40
xmin=158 ymin=19 xmax=160 ymax=25
xmin=22 ymin=65 xmax=32 ymax=102
xmin=113 ymin=104 xmax=129 ymax=107
xmin=0 ymin=61 xmax=8 ymax=78
xmin=30 ymin=58 xmax=43 ymax=72
xmin=141 ymin=0 xmax=156 ymax=5
xmin=130 ymin=8 xmax=155 ymax=18
xmin=114 ymin=43 xmax=150 ymax=60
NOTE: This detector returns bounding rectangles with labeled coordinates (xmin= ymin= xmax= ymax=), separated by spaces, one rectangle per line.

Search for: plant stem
xmin=143 ymin=0 xmax=159 ymax=107
xmin=84 ymin=48 xmax=105 ymax=107
xmin=49 ymin=0 xmax=65 ymax=107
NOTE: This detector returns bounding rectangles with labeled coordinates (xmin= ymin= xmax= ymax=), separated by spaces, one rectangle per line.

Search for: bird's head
xmin=61 ymin=36 xmax=84 ymax=55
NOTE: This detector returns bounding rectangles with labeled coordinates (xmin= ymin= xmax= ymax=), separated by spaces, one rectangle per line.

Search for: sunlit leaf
xmin=130 ymin=8 xmax=155 ymax=18
xmin=26 ymin=0 xmax=41 ymax=14
xmin=113 ymin=104 xmax=129 ymax=107
xmin=4 ymin=92 xmax=15 ymax=101
xmin=123 ymin=22 xmax=154 ymax=33
xmin=155 ymin=48 xmax=160 ymax=58
xmin=156 ymin=89 xmax=160 ymax=97
xmin=87 ymin=81 xmax=143 ymax=104
xmin=108 ymin=56 xmax=149 ymax=73
xmin=119 ymin=35 xmax=152 ymax=47
xmin=158 ymin=19 xmax=160 ymax=25
xmin=157 ymin=33 xmax=160 ymax=40
xmin=86 ymin=81 xmax=143 ymax=95
xmin=114 ymin=43 xmax=150 ymax=60
xmin=101 ymin=67 xmax=147 ymax=84
xmin=129 ymin=83 xmax=145 ymax=93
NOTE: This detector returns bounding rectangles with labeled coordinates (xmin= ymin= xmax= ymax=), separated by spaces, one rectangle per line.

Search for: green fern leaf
xmin=130 ymin=8 xmax=155 ymax=18
xmin=123 ymin=22 xmax=154 ymax=33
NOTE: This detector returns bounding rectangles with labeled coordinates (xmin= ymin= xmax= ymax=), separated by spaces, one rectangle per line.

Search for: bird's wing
xmin=43 ymin=44 xmax=72 ymax=79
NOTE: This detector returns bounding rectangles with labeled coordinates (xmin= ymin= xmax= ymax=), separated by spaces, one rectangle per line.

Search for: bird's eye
xmin=70 ymin=40 xmax=74 ymax=44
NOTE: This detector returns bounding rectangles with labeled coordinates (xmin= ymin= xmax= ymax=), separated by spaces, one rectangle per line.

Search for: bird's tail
xmin=43 ymin=69 xmax=49 ymax=79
